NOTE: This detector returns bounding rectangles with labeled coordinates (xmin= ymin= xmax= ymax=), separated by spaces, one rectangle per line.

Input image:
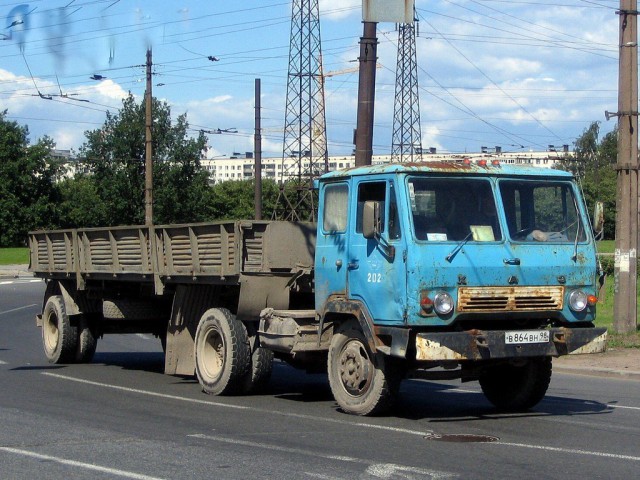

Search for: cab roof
xmin=318 ymin=161 xmax=573 ymax=182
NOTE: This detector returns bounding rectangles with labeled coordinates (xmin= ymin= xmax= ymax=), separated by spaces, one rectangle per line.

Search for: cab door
xmin=315 ymin=182 xmax=350 ymax=309
xmin=346 ymin=180 xmax=407 ymax=326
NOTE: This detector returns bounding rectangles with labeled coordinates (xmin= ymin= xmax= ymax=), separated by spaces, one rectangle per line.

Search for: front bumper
xmin=415 ymin=327 xmax=607 ymax=361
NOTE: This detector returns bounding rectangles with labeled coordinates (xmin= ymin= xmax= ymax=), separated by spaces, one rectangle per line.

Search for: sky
xmin=0 ymin=0 xmax=622 ymax=159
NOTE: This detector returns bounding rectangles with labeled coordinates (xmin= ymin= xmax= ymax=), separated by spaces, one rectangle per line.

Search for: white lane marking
xmin=607 ymin=404 xmax=640 ymax=411
xmin=188 ymin=434 xmax=455 ymax=479
xmin=496 ymin=442 xmax=640 ymax=462
xmin=542 ymin=396 xmax=640 ymax=412
xmin=0 ymin=360 xmax=7 ymax=365
xmin=42 ymin=372 xmax=435 ymax=437
xmin=0 ymin=447 xmax=166 ymax=480
xmin=42 ymin=373 xmax=640 ymax=465
xmin=0 ymin=279 xmax=41 ymax=285
xmin=0 ymin=304 xmax=38 ymax=316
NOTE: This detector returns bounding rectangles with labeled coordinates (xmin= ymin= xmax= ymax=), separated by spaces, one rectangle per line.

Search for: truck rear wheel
xmin=328 ymin=321 xmax=401 ymax=416
xmin=42 ymin=295 xmax=78 ymax=364
xmin=194 ymin=308 xmax=250 ymax=395
xmin=242 ymin=343 xmax=274 ymax=395
xmin=479 ymin=357 xmax=552 ymax=411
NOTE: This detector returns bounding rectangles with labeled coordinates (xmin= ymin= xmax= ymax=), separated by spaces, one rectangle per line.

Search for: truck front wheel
xmin=194 ymin=308 xmax=250 ymax=395
xmin=42 ymin=295 xmax=78 ymax=364
xmin=479 ymin=357 xmax=552 ymax=411
xmin=328 ymin=321 xmax=401 ymax=416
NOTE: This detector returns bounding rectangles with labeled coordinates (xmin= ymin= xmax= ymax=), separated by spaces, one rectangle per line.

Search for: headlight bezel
xmin=568 ymin=289 xmax=588 ymax=312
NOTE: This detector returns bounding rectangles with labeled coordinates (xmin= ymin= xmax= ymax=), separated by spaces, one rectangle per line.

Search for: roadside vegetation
xmin=0 ymin=248 xmax=29 ymax=265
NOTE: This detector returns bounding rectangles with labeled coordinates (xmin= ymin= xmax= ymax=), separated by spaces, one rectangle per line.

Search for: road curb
xmin=554 ymin=363 xmax=640 ymax=381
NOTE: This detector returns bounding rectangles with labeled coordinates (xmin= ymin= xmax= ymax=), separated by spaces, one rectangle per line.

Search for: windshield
xmin=408 ymin=178 xmax=501 ymax=241
xmin=498 ymin=180 xmax=587 ymax=243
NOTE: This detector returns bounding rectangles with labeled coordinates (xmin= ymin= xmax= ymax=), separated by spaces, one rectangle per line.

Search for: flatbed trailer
xmin=30 ymin=221 xmax=317 ymax=378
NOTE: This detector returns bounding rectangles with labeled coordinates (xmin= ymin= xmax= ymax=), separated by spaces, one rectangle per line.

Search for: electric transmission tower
xmin=274 ymin=0 xmax=328 ymax=221
xmin=391 ymin=14 xmax=423 ymax=162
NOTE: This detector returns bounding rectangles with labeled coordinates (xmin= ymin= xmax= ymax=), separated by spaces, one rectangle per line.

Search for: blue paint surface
xmin=315 ymin=163 xmax=597 ymax=327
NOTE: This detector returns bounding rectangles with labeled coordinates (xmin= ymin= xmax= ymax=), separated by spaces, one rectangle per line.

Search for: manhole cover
xmin=425 ymin=433 xmax=499 ymax=443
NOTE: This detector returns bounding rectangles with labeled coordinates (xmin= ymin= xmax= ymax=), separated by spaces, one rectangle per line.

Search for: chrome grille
xmin=457 ymin=286 xmax=564 ymax=312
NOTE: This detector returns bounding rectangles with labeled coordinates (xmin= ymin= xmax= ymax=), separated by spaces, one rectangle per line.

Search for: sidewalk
xmin=554 ymin=347 xmax=640 ymax=380
xmin=0 ymin=264 xmax=31 ymax=278
xmin=2 ymin=263 xmax=638 ymax=379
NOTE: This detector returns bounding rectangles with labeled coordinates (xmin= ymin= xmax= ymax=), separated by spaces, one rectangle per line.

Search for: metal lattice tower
xmin=274 ymin=0 xmax=328 ymax=221
xmin=391 ymin=17 xmax=423 ymax=162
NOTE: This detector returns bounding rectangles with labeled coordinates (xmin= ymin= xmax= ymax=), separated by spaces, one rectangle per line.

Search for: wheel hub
xmin=339 ymin=339 xmax=373 ymax=396
xmin=44 ymin=312 xmax=59 ymax=352
xmin=202 ymin=328 xmax=224 ymax=381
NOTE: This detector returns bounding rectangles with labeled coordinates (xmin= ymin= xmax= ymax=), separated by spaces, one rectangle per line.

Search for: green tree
xmin=78 ymin=94 xmax=209 ymax=226
xmin=557 ymin=122 xmax=617 ymax=239
xmin=0 ymin=111 xmax=62 ymax=246
xmin=57 ymin=175 xmax=108 ymax=228
xmin=208 ymin=179 xmax=280 ymax=220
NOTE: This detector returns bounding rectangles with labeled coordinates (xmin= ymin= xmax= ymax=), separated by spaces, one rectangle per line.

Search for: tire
xmin=75 ymin=315 xmax=97 ymax=363
xmin=102 ymin=299 xmax=162 ymax=320
xmin=479 ymin=357 xmax=552 ymax=411
xmin=242 ymin=343 xmax=274 ymax=395
xmin=327 ymin=321 xmax=401 ymax=416
xmin=42 ymin=295 xmax=78 ymax=364
xmin=194 ymin=308 xmax=251 ymax=396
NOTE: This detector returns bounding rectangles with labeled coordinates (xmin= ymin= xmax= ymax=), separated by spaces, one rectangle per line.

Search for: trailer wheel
xmin=328 ymin=321 xmax=401 ymax=416
xmin=194 ymin=308 xmax=250 ymax=395
xmin=42 ymin=295 xmax=78 ymax=364
xmin=479 ymin=357 xmax=552 ymax=411
xmin=75 ymin=315 xmax=97 ymax=363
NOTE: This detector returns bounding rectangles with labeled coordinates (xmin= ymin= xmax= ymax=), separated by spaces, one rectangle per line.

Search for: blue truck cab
xmin=315 ymin=161 xmax=606 ymax=415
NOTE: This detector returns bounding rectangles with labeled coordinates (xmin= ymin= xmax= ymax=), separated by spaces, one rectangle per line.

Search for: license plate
xmin=505 ymin=330 xmax=550 ymax=344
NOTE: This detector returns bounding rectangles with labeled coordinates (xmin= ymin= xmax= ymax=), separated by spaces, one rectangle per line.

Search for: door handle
xmin=348 ymin=260 xmax=359 ymax=270
xmin=503 ymin=258 xmax=521 ymax=266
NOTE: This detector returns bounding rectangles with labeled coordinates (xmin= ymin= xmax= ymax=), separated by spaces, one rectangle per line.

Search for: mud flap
xmin=415 ymin=327 xmax=607 ymax=361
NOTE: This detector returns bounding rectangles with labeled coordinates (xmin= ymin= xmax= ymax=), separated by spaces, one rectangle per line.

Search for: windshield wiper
xmin=446 ymin=231 xmax=473 ymax=263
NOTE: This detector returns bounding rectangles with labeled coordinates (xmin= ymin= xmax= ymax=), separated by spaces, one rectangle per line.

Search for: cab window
xmin=322 ymin=183 xmax=348 ymax=233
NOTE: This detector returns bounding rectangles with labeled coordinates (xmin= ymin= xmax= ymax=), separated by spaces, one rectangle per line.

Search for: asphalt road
xmin=1 ymin=279 xmax=639 ymax=480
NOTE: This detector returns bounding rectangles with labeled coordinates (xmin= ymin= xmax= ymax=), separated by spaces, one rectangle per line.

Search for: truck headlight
xmin=433 ymin=291 xmax=454 ymax=315
xmin=568 ymin=290 xmax=588 ymax=312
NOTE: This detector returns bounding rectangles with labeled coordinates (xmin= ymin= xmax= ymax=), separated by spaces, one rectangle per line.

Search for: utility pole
xmin=254 ymin=79 xmax=263 ymax=221
xmin=354 ymin=21 xmax=378 ymax=167
xmin=613 ymin=1 xmax=639 ymax=333
xmin=391 ymin=11 xmax=423 ymax=163
xmin=275 ymin=0 xmax=327 ymax=221
xmin=144 ymin=48 xmax=153 ymax=226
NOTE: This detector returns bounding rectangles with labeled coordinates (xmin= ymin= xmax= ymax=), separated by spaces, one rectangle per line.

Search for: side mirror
xmin=593 ymin=201 xmax=604 ymax=240
xmin=363 ymin=201 xmax=381 ymax=239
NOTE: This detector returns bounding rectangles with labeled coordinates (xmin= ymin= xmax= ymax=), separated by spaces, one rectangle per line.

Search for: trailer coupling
xmin=415 ymin=327 xmax=607 ymax=362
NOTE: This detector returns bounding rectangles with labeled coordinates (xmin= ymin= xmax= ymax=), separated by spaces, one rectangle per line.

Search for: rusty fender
xmin=321 ymin=298 xmax=411 ymax=358
xmin=415 ymin=327 xmax=607 ymax=361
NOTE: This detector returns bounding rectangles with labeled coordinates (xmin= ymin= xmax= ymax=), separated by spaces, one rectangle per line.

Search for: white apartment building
xmin=202 ymin=149 xmax=572 ymax=184
xmin=57 ymin=148 xmax=572 ymax=183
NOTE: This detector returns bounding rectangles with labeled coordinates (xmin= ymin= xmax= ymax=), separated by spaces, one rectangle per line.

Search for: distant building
xmin=57 ymin=147 xmax=573 ymax=185
xmin=201 ymin=148 xmax=573 ymax=184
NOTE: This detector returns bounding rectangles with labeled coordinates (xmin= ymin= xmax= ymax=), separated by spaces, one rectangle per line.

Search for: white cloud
xmin=319 ymin=0 xmax=360 ymax=21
